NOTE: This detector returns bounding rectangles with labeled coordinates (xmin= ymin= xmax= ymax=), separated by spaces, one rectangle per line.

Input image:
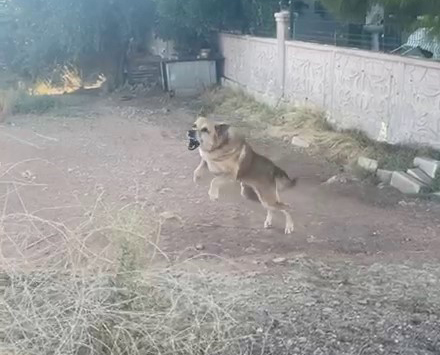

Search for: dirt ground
xmin=1 ymin=90 xmax=440 ymax=354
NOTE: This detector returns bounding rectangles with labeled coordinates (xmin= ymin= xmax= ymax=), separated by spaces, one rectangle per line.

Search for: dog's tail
xmin=274 ymin=166 xmax=297 ymax=191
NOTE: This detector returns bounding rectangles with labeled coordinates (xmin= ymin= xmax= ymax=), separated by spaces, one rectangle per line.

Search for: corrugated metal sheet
xmin=164 ymin=60 xmax=217 ymax=96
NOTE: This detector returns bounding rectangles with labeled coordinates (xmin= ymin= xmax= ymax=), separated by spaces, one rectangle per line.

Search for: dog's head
xmin=188 ymin=116 xmax=230 ymax=152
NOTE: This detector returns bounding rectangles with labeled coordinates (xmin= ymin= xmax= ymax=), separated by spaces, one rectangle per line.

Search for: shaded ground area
xmin=1 ymin=91 xmax=440 ymax=354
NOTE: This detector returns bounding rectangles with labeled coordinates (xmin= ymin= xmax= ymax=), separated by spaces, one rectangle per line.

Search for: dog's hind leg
xmin=208 ymin=176 xmax=229 ymax=201
xmin=254 ymin=185 xmax=294 ymax=234
xmin=240 ymin=183 xmax=260 ymax=202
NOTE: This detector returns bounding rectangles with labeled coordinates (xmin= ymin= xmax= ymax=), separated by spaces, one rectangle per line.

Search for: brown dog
xmin=190 ymin=116 xmax=296 ymax=234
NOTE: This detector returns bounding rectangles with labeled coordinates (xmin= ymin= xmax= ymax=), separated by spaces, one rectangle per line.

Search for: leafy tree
xmin=154 ymin=0 xmax=280 ymax=55
xmin=379 ymin=0 xmax=440 ymax=36
xmin=320 ymin=0 xmax=440 ymax=35
xmin=3 ymin=0 xmax=155 ymax=83
xmin=318 ymin=0 xmax=368 ymax=22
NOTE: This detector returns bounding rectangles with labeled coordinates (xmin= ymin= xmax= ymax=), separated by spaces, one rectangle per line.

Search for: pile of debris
xmin=358 ymin=156 xmax=440 ymax=196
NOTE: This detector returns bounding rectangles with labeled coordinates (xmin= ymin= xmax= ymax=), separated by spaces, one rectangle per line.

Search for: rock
xmin=414 ymin=157 xmax=440 ymax=179
xmin=376 ymin=169 xmax=393 ymax=184
xmin=307 ymin=235 xmax=317 ymax=243
xmin=272 ymin=257 xmax=287 ymax=264
xmin=291 ymin=136 xmax=310 ymax=148
xmin=21 ymin=170 xmax=34 ymax=180
xmin=195 ymin=244 xmax=205 ymax=251
xmin=391 ymin=171 xmax=429 ymax=195
xmin=324 ymin=174 xmax=347 ymax=185
xmin=357 ymin=156 xmax=378 ymax=173
xmin=377 ymin=182 xmax=387 ymax=189
xmin=322 ymin=307 xmax=333 ymax=315
xmin=407 ymin=168 xmax=433 ymax=185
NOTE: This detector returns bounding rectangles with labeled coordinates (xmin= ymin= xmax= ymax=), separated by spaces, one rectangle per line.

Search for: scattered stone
xmin=21 ymin=170 xmax=35 ymax=180
xmin=358 ymin=299 xmax=368 ymax=305
xmin=376 ymin=169 xmax=393 ymax=184
xmin=291 ymin=136 xmax=310 ymax=148
xmin=414 ymin=157 xmax=440 ymax=179
xmin=357 ymin=156 xmax=378 ymax=173
xmin=391 ymin=171 xmax=429 ymax=195
xmin=195 ymin=244 xmax=205 ymax=251
xmin=407 ymin=168 xmax=433 ymax=185
xmin=307 ymin=235 xmax=317 ymax=243
xmin=377 ymin=182 xmax=387 ymax=189
xmin=272 ymin=257 xmax=287 ymax=264
xmin=324 ymin=174 xmax=348 ymax=185
xmin=322 ymin=307 xmax=333 ymax=315
xmin=159 ymin=187 xmax=173 ymax=194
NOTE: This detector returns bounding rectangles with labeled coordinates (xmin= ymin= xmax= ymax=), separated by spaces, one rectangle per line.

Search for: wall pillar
xmin=274 ymin=11 xmax=290 ymax=99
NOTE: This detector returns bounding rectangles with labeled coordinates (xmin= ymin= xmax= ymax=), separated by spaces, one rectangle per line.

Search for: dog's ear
xmin=215 ymin=124 xmax=229 ymax=137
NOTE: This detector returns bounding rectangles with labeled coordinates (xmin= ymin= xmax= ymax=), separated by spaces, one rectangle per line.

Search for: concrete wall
xmin=219 ymin=35 xmax=278 ymax=104
xmin=219 ymin=32 xmax=440 ymax=149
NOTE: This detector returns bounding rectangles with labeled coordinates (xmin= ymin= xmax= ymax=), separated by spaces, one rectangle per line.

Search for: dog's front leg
xmin=208 ymin=176 xmax=229 ymax=201
xmin=193 ymin=159 xmax=207 ymax=183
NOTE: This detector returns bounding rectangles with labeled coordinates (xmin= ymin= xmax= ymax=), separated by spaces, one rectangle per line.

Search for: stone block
xmin=413 ymin=157 xmax=440 ymax=179
xmin=407 ymin=168 xmax=433 ymax=185
xmin=291 ymin=136 xmax=310 ymax=148
xmin=376 ymin=169 xmax=393 ymax=184
xmin=357 ymin=156 xmax=378 ymax=173
xmin=390 ymin=171 xmax=429 ymax=195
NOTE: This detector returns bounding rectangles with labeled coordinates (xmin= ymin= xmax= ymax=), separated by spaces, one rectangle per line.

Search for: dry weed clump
xmin=0 ymin=165 xmax=254 ymax=355
xmin=0 ymin=269 xmax=251 ymax=355
xmin=0 ymin=208 xmax=253 ymax=355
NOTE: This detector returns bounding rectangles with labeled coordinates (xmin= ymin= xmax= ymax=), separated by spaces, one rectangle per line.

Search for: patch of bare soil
xmin=0 ymin=91 xmax=440 ymax=354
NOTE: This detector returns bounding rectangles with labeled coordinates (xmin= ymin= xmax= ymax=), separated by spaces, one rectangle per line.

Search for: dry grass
xmin=0 ymin=161 xmax=257 ymax=355
xmin=0 ymin=269 xmax=253 ymax=355
xmin=33 ymin=65 xmax=84 ymax=96
xmin=0 ymin=88 xmax=58 ymax=117
xmin=33 ymin=65 xmax=105 ymax=96
xmin=201 ymin=88 xmax=440 ymax=169
xmin=0 ymin=127 xmax=440 ymax=354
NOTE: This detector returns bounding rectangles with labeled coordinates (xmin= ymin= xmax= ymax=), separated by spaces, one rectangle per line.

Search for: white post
xmin=275 ymin=11 xmax=290 ymax=99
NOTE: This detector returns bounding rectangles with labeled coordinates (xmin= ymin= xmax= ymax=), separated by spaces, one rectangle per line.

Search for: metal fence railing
xmin=291 ymin=18 xmax=402 ymax=52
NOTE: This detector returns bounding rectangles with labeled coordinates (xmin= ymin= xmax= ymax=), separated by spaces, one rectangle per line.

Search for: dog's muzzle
xmin=187 ymin=130 xmax=200 ymax=151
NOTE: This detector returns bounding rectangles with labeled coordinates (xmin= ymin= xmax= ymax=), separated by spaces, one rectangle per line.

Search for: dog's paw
xmin=208 ymin=191 xmax=218 ymax=201
xmin=264 ymin=220 xmax=272 ymax=229
xmin=284 ymin=223 xmax=295 ymax=235
xmin=193 ymin=170 xmax=203 ymax=184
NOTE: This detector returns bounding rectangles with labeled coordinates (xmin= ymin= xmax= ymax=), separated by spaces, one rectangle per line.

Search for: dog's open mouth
xmin=187 ymin=130 xmax=200 ymax=151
